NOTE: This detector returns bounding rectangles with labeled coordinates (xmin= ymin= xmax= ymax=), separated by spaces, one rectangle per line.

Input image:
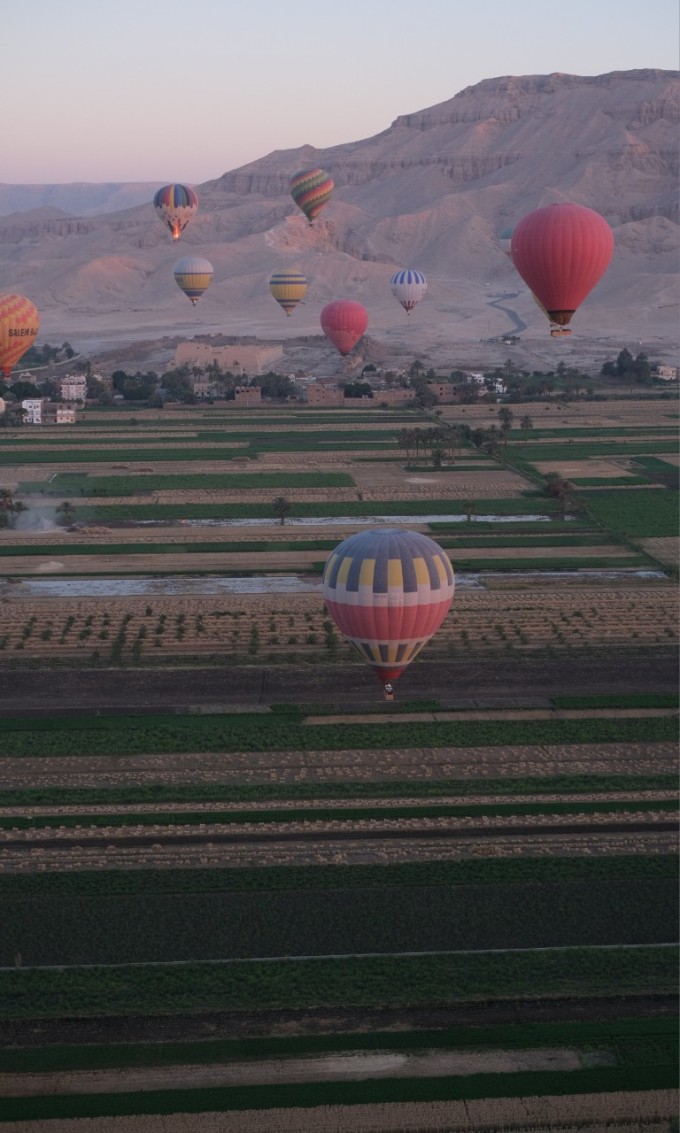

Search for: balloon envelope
xmin=323 ymin=528 xmax=455 ymax=684
xmin=173 ymin=257 xmax=214 ymax=306
xmin=153 ymin=184 xmax=198 ymax=240
xmin=390 ymin=268 xmax=428 ymax=314
xmin=510 ymin=203 xmax=614 ymax=326
xmin=289 ymin=168 xmax=334 ymax=223
xmin=0 ymin=293 xmax=40 ymax=378
xmin=320 ymin=300 xmax=368 ymax=356
xmin=269 ymin=271 xmax=308 ymax=316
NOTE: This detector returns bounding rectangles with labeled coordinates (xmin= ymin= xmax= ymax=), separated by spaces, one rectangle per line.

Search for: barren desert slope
xmin=0 ymin=68 xmax=677 ymax=368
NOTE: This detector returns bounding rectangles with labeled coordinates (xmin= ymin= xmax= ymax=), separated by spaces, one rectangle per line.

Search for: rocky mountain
xmin=0 ymin=69 xmax=677 ymax=354
xmin=0 ymin=183 xmax=165 ymax=218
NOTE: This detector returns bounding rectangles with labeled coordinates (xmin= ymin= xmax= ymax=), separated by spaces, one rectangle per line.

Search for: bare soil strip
xmin=1 ymin=1090 xmax=677 ymax=1133
xmin=0 ymin=1046 xmax=595 ymax=1097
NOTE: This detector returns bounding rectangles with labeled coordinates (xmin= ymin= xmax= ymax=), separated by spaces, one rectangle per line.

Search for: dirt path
xmin=0 ymin=652 xmax=677 ymax=714
xmin=0 ymin=1046 xmax=589 ymax=1097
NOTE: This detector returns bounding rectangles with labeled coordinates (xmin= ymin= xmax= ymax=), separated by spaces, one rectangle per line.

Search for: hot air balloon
xmin=390 ymin=268 xmax=428 ymax=314
xmin=0 ymin=293 xmax=40 ymax=378
xmin=153 ymin=184 xmax=198 ymax=240
xmin=510 ymin=203 xmax=614 ymax=330
xmin=323 ymin=528 xmax=455 ymax=687
xmin=173 ymin=257 xmax=214 ymax=306
xmin=320 ymin=300 xmax=368 ymax=356
xmin=269 ymin=271 xmax=308 ymax=317
xmin=289 ymin=168 xmax=334 ymax=223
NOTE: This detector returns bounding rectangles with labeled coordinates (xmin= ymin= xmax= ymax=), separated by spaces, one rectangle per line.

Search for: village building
xmin=305 ymin=384 xmax=344 ymax=406
xmin=21 ymin=399 xmax=44 ymax=425
xmin=60 ymin=374 xmax=88 ymax=402
xmin=174 ymin=342 xmax=284 ymax=375
xmin=21 ymin=399 xmax=77 ymax=425
xmin=656 ymin=365 xmax=678 ymax=381
xmin=234 ymin=385 xmax=262 ymax=405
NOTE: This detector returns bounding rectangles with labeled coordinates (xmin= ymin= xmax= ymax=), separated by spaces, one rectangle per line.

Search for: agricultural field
xmin=0 ymin=395 xmax=677 ymax=1128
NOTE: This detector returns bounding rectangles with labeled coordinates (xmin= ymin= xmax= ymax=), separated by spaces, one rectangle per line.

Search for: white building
xmin=60 ymin=374 xmax=88 ymax=402
xmin=22 ymin=398 xmax=44 ymax=425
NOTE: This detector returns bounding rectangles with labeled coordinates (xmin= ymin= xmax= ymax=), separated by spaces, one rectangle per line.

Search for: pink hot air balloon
xmin=510 ymin=203 xmax=614 ymax=328
xmin=323 ymin=528 xmax=455 ymax=686
xmin=320 ymin=300 xmax=368 ymax=356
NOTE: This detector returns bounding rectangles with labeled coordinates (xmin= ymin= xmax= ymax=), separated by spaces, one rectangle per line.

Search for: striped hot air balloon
xmin=323 ymin=528 xmax=455 ymax=685
xmin=0 ymin=293 xmax=40 ymax=378
xmin=173 ymin=257 xmax=214 ymax=306
xmin=153 ymin=184 xmax=198 ymax=240
xmin=289 ymin=168 xmax=334 ymax=223
xmin=269 ymin=270 xmax=308 ymax=316
xmin=390 ymin=268 xmax=428 ymax=314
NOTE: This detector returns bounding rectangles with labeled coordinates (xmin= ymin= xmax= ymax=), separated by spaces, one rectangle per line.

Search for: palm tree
xmin=484 ymin=425 xmax=502 ymax=457
xmin=520 ymin=414 xmax=533 ymax=445
xmin=273 ymin=496 xmax=291 ymax=526
xmin=497 ymin=407 xmax=514 ymax=445
xmin=56 ymin=501 xmax=76 ymax=527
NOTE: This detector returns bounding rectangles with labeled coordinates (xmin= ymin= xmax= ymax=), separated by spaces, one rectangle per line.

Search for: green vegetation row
xmin=54 ymin=496 xmax=563 ymax=523
xmin=2 ymin=797 xmax=676 ymax=831
xmin=1 ymin=1015 xmax=675 ymax=1074
xmin=3 ymin=1065 xmax=678 ymax=1123
xmin=583 ymin=489 xmax=680 ymax=539
xmin=1 ymin=945 xmax=675 ymax=1019
xmin=0 ymin=712 xmax=676 ymax=757
xmin=2 ymin=855 xmax=674 ymax=898
xmin=506 ymin=426 xmax=679 ymax=440
xmin=4 ymin=773 xmax=674 ymax=809
xmin=511 ymin=441 xmax=677 ymax=462
xmin=0 ymin=532 xmax=616 ymax=558
xmin=4 ymin=877 xmax=676 ymax=966
xmin=20 ymin=472 xmax=355 ymax=495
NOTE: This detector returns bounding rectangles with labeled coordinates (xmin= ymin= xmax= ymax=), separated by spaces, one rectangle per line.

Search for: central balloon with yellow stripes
xmin=322 ymin=528 xmax=455 ymax=685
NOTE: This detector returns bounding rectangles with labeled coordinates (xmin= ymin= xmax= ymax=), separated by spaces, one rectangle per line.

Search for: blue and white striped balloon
xmin=390 ymin=268 xmax=428 ymax=314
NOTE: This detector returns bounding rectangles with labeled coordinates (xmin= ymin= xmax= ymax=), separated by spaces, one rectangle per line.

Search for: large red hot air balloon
xmin=323 ymin=528 xmax=455 ymax=686
xmin=320 ymin=300 xmax=368 ymax=356
xmin=510 ymin=203 xmax=614 ymax=329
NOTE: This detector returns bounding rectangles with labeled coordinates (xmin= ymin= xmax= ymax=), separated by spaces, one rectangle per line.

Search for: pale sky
xmin=6 ymin=0 xmax=679 ymax=184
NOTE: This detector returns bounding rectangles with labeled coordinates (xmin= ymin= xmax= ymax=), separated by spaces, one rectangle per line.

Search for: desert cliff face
xmin=0 ymin=69 xmax=677 ymax=354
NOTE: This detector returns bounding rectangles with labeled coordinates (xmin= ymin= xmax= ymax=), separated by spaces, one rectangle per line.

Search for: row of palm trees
xmin=397 ymin=409 xmax=534 ymax=468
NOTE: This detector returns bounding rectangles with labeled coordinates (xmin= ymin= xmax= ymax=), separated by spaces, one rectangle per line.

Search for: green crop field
xmin=1 ymin=945 xmax=676 ymax=1020
xmin=2 ymin=873 xmax=675 ymax=966
xmin=583 ymin=489 xmax=680 ymax=538
xmin=0 ymin=710 xmax=675 ymax=758
xmin=20 ymin=472 xmax=355 ymax=495
xmin=4 ymin=772 xmax=674 ymax=808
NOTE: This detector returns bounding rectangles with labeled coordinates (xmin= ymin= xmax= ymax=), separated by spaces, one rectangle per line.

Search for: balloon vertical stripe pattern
xmin=0 ymin=293 xmax=40 ymax=377
xmin=289 ymin=169 xmax=334 ymax=223
xmin=390 ymin=268 xmax=428 ymax=313
xmin=323 ymin=528 xmax=455 ymax=683
xmin=153 ymin=184 xmax=199 ymax=240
